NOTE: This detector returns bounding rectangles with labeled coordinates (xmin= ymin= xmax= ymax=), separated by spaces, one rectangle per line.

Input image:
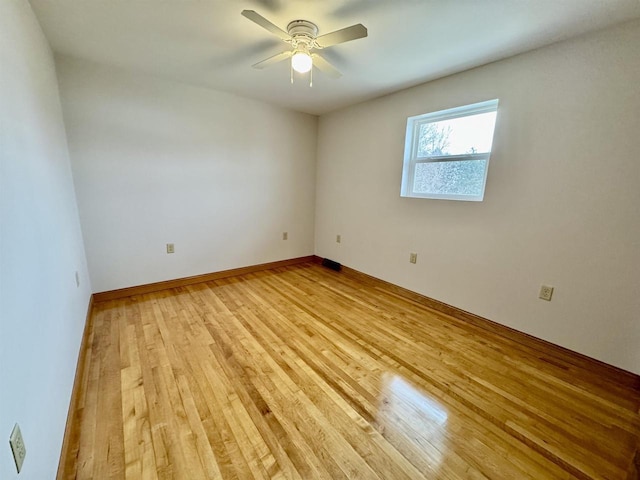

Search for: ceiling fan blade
xmin=241 ymin=10 xmax=290 ymax=41
xmin=311 ymin=53 xmax=342 ymax=79
xmin=315 ymin=24 xmax=367 ymax=48
xmin=252 ymin=50 xmax=293 ymax=69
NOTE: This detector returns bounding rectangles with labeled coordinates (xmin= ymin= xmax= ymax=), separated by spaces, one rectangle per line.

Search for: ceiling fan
xmin=241 ymin=10 xmax=368 ymax=84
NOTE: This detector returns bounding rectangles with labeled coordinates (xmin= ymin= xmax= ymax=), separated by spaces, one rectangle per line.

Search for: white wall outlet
xmin=282 ymin=232 xmax=288 ymax=240
xmin=75 ymin=270 xmax=80 ymax=287
xmin=166 ymin=243 xmax=175 ymax=254
xmin=336 ymin=234 xmax=341 ymax=243
xmin=409 ymin=253 xmax=418 ymax=264
xmin=539 ymin=285 xmax=554 ymax=301
xmin=9 ymin=423 xmax=26 ymax=473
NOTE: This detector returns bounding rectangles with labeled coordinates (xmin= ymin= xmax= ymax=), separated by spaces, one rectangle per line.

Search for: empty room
xmin=2 ymin=0 xmax=640 ymax=479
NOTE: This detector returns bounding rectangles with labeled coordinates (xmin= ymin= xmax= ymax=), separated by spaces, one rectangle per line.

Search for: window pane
xmin=413 ymin=160 xmax=486 ymax=196
xmin=417 ymin=112 xmax=497 ymax=157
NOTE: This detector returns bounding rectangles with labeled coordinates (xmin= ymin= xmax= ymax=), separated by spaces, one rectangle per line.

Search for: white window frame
xmin=401 ymin=99 xmax=499 ymax=201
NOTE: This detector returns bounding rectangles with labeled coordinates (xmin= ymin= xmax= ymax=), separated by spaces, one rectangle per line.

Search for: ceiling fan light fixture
xmin=291 ymin=51 xmax=313 ymax=73
xmin=242 ymin=10 xmax=367 ymax=81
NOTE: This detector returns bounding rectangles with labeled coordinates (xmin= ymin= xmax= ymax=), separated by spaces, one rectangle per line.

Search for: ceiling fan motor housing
xmin=287 ymin=20 xmax=319 ymax=51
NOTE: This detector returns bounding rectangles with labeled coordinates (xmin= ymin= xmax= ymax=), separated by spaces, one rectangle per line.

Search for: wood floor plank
xmin=60 ymin=263 xmax=640 ymax=479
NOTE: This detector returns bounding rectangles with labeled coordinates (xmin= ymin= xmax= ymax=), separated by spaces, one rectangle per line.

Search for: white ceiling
xmin=30 ymin=0 xmax=640 ymax=115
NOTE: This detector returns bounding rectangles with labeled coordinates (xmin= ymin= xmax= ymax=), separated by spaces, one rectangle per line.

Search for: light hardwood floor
xmin=59 ymin=263 xmax=640 ymax=479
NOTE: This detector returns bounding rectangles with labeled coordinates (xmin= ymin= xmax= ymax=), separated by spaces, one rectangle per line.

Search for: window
xmin=401 ymin=99 xmax=499 ymax=201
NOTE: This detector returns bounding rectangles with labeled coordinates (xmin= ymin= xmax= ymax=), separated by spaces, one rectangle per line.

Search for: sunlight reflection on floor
xmin=376 ymin=373 xmax=449 ymax=473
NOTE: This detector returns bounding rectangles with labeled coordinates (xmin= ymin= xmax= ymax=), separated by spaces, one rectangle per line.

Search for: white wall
xmin=57 ymin=57 xmax=318 ymax=293
xmin=0 ymin=2 xmax=92 ymax=479
xmin=315 ymin=20 xmax=640 ymax=375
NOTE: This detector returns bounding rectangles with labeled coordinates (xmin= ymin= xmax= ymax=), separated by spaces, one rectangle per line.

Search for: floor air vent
xmin=321 ymin=258 xmax=342 ymax=271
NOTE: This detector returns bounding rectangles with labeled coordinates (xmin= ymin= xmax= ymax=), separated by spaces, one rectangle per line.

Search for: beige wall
xmin=58 ymin=57 xmax=318 ymax=292
xmin=0 ymin=2 xmax=92 ymax=478
xmin=315 ymin=20 xmax=640 ymax=374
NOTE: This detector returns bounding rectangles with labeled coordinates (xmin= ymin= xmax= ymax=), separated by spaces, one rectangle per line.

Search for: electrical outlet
xmin=75 ymin=271 xmax=80 ymax=287
xmin=282 ymin=232 xmax=288 ymax=240
xmin=539 ymin=285 xmax=554 ymax=301
xmin=166 ymin=243 xmax=175 ymax=254
xmin=409 ymin=253 xmax=417 ymax=264
xmin=9 ymin=423 xmax=26 ymax=473
xmin=336 ymin=234 xmax=341 ymax=243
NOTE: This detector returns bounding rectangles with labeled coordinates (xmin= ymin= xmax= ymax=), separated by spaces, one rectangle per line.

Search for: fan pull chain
xmin=290 ymin=62 xmax=294 ymax=84
xmin=310 ymin=67 xmax=313 ymax=87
